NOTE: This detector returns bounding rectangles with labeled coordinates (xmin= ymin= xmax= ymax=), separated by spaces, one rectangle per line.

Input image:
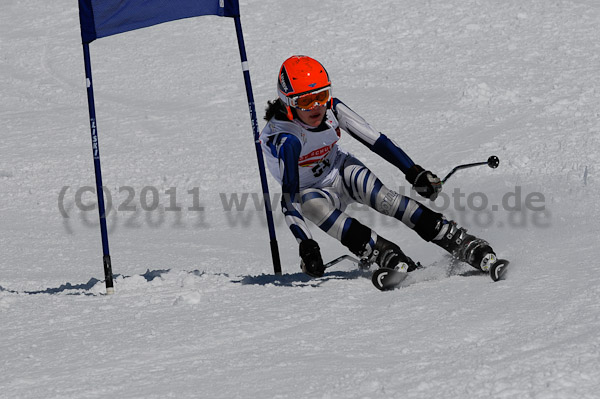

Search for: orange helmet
xmin=277 ymin=55 xmax=332 ymax=120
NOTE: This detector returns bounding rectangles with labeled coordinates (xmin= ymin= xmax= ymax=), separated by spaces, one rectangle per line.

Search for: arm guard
xmin=274 ymin=134 xmax=313 ymax=243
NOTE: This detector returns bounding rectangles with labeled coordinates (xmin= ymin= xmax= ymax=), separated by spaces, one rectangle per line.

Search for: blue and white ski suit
xmin=260 ymin=98 xmax=434 ymax=248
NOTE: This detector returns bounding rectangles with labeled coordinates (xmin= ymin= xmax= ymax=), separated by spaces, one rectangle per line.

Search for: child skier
xmin=260 ymin=55 xmax=497 ymax=278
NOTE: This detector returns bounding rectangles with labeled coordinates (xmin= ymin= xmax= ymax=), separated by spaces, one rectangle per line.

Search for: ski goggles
xmin=288 ymin=87 xmax=331 ymax=110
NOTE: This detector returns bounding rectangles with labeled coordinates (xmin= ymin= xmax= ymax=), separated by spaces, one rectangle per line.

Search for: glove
xmin=299 ymin=239 xmax=325 ymax=277
xmin=406 ymin=165 xmax=442 ymax=201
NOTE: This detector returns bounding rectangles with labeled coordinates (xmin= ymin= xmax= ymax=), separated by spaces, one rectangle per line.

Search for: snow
xmin=1 ymin=0 xmax=600 ymax=397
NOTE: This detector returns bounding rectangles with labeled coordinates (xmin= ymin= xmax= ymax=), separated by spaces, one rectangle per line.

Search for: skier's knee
xmin=300 ymin=190 xmax=333 ymax=220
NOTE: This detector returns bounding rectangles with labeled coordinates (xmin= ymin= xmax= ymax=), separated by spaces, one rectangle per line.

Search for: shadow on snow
xmin=0 ymin=260 xmax=487 ymax=295
xmin=233 ymin=269 xmax=371 ymax=287
xmin=0 ymin=269 xmax=171 ymax=296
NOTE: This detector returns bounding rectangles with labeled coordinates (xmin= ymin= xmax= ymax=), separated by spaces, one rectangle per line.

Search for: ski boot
xmin=361 ymin=235 xmax=420 ymax=272
xmin=433 ymin=221 xmax=496 ymax=272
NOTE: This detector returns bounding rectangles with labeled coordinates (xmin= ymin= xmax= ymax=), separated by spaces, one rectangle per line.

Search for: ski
xmin=490 ymin=259 xmax=510 ymax=282
xmin=324 ymin=254 xmax=510 ymax=290
xmin=371 ymin=258 xmax=511 ymax=291
xmin=371 ymin=267 xmax=409 ymax=291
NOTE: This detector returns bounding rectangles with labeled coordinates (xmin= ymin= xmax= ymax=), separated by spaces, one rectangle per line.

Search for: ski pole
xmin=442 ymin=155 xmax=499 ymax=184
xmin=324 ymin=255 xmax=359 ymax=269
xmin=324 ymin=254 xmax=374 ymax=270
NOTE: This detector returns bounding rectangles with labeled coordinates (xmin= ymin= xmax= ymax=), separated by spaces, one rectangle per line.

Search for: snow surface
xmin=1 ymin=0 xmax=600 ymax=397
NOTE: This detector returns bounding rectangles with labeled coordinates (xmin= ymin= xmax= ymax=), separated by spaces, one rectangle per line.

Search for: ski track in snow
xmin=2 ymin=0 xmax=600 ymax=398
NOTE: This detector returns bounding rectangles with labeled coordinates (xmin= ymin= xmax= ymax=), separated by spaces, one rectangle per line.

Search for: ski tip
xmin=371 ymin=268 xmax=408 ymax=291
xmin=490 ymin=259 xmax=510 ymax=282
xmin=372 ymin=269 xmax=389 ymax=291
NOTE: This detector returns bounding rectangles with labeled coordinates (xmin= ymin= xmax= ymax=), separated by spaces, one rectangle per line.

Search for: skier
xmin=260 ymin=55 xmax=497 ymax=278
